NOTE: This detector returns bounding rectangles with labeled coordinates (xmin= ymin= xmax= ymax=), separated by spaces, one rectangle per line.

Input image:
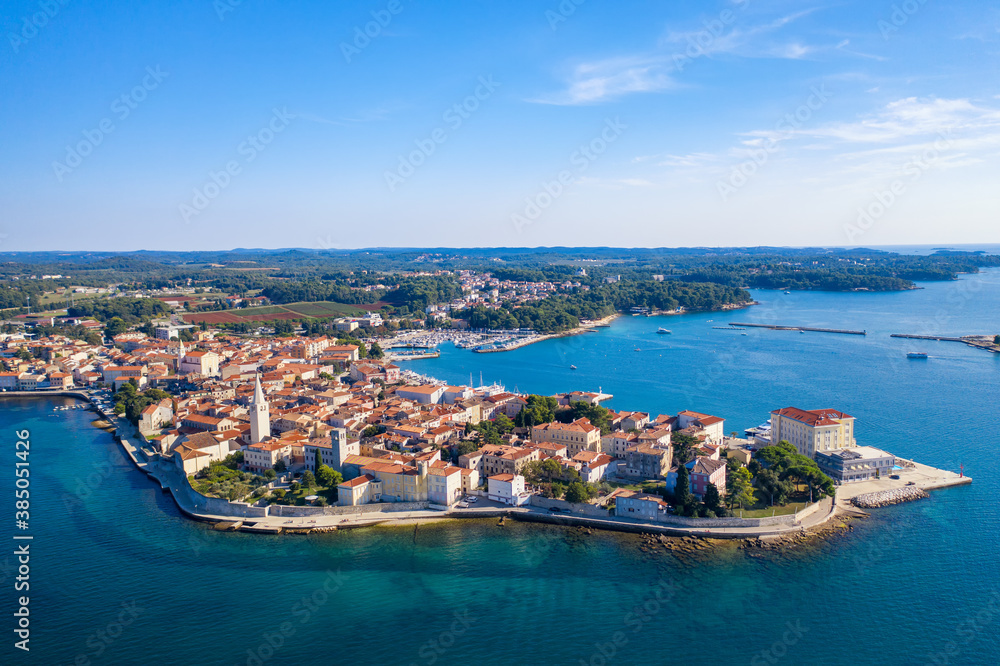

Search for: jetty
xmin=730 ymin=323 xmax=866 ymax=335
xmin=890 ymin=333 xmax=1000 ymax=354
xmin=851 ymin=487 xmax=928 ymax=509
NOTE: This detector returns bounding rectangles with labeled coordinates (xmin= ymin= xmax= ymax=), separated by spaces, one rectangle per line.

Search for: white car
xmin=467 ymin=496 xmax=478 ymax=503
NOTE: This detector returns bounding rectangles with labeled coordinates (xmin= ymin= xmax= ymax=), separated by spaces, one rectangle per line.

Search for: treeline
xmin=260 ymin=281 xmax=382 ymax=305
xmin=461 ymin=280 xmax=751 ymax=333
xmin=68 ymin=297 xmax=169 ymax=323
xmin=382 ymin=276 xmax=461 ymax=312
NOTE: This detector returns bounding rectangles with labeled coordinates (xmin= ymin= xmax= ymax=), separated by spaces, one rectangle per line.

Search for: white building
xmin=249 ymin=374 xmax=271 ymax=444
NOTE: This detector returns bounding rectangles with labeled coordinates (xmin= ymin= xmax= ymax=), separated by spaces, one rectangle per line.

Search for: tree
xmin=368 ymin=341 xmax=384 ymax=359
xmin=728 ymin=467 xmax=757 ymax=509
xmin=273 ymin=460 xmax=287 ymax=473
xmin=674 ymin=464 xmax=692 ymax=507
xmin=493 ymin=413 xmax=514 ymax=434
xmin=316 ymin=464 xmax=342 ymax=488
xmin=104 ymin=317 xmax=128 ymax=338
xmin=671 ymin=432 xmax=699 ymax=465
xmin=264 ymin=469 xmax=277 ymax=481
xmin=703 ymin=483 xmax=722 ymax=514
xmin=361 ymin=425 xmax=380 ymax=439
xmin=755 ymin=468 xmax=792 ymax=506
xmin=994 ymin=334 xmax=1000 ymax=345
xmin=564 ymin=482 xmax=589 ymax=504
xmin=302 ymin=470 xmax=316 ymax=488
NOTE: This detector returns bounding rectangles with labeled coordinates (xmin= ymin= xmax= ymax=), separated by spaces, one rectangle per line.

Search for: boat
xmin=800 ymin=330 xmax=806 ymax=334
xmin=570 ymin=365 xmax=577 ymax=370
xmin=657 ymin=328 xmax=671 ymax=334
xmin=784 ymin=291 xmax=792 ymax=294
xmin=907 ymin=352 xmax=928 ymax=359
xmin=634 ymin=348 xmax=641 ymax=352
xmin=741 ymin=333 xmax=748 ymax=336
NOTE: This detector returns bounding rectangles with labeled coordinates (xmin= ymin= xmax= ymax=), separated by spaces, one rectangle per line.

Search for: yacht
xmin=570 ymin=364 xmax=577 ymax=370
xmin=656 ymin=328 xmax=671 ymax=334
xmin=907 ymin=352 xmax=928 ymax=359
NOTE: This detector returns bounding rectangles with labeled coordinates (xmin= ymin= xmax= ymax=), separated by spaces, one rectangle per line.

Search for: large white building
xmin=770 ymin=407 xmax=856 ymax=458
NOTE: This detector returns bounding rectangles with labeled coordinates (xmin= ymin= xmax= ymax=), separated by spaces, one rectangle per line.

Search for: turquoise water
xmin=3 ymin=271 xmax=999 ymax=665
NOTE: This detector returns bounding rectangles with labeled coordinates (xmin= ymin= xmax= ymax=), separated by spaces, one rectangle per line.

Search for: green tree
xmin=104 ymin=316 xmax=128 ymax=338
xmin=703 ymin=483 xmax=722 ymax=514
xmin=671 ymin=432 xmax=699 ymax=465
xmin=493 ymin=413 xmax=514 ymax=434
xmin=728 ymin=467 xmax=757 ymax=509
xmin=302 ymin=470 xmax=316 ymax=488
xmin=674 ymin=464 xmax=692 ymax=507
xmin=264 ymin=469 xmax=277 ymax=481
xmin=316 ymin=464 xmax=342 ymax=488
xmin=755 ymin=468 xmax=792 ymax=506
xmin=994 ymin=334 xmax=1000 ymax=345
xmin=368 ymin=341 xmax=384 ymax=359
xmin=361 ymin=425 xmax=380 ymax=438
xmin=564 ymin=482 xmax=589 ymax=504
xmin=273 ymin=460 xmax=286 ymax=473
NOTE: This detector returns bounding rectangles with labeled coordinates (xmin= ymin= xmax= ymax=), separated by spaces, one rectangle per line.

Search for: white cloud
xmin=528 ymin=56 xmax=674 ymax=105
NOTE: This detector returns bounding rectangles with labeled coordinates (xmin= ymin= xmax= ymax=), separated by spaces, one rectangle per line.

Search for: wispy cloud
xmin=532 ymin=8 xmax=824 ymax=105
xmin=528 ymin=56 xmax=674 ymax=105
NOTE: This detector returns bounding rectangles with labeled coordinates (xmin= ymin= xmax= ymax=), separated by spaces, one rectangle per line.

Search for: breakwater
xmin=729 ymin=322 xmax=867 ymax=335
xmin=850 ymin=487 xmax=929 ymax=508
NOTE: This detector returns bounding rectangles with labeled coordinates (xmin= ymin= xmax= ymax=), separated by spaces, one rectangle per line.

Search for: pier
xmin=890 ymin=333 xmax=964 ymax=341
xmin=730 ymin=323 xmax=867 ymax=335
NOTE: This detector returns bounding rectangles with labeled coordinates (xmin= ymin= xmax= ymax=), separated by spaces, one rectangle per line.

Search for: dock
xmin=730 ymin=323 xmax=866 ymax=335
xmin=890 ymin=333 xmax=1000 ymax=353
xmin=890 ymin=334 xmax=964 ymax=342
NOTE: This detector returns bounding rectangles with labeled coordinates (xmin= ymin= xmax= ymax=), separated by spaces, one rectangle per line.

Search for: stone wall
xmin=641 ymin=497 xmax=831 ymax=528
xmin=529 ymin=495 xmax=612 ymax=518
xmin=270 ymin=501 xmax=430 ymax=517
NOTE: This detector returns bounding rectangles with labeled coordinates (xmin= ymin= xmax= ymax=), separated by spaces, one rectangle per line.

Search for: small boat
xmin=800 ymin=330 xmax=806 ymax=334
xmin=634 ymin=348 xmax=641 ymax=352
xmin=741 ymin=333 xmax=748 ymax=336
xmin=657 ymin=328 xmax=671 ymax=334
xmin=784 ymin=291 xmax=792 ymax=294
xmin=570 ymin=365 xmax=577 ymax=370
xmin=907 ymin=352 xmax=928 ymax=359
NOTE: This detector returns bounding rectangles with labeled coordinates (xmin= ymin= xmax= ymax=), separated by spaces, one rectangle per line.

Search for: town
xmin=1 ymin=314 xmax=967 ymax=535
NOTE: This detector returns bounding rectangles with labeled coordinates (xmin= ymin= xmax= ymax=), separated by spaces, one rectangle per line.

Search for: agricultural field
xmin=182 ymin=300 xmax=368 ymax=325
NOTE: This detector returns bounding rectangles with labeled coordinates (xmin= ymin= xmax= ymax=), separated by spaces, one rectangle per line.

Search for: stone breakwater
xmin=851 ymin=486 xmax=929 ymax=508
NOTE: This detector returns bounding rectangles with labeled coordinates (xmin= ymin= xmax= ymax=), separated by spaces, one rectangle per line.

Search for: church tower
xmin=249 ymin=374 xmax=270 ymax=444
xmin=175 ymin=337 xmax=186 ymax=372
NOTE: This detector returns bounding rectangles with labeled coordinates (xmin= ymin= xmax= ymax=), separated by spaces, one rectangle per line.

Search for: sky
xmin=1 ymin=0 xmax=998 ymax=252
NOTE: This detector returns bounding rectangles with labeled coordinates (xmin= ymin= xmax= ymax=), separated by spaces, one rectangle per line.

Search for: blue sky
xmin=1 ymin=0 xmax=998 ymax=251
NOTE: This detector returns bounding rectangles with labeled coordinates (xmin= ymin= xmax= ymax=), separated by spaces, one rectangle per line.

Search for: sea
xmin=2 ymin=269 xmax=999 ymax=666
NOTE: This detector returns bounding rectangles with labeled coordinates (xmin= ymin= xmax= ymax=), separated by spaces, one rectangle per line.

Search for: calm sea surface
xmin=2 ymin=270 xmax=999 ymax=666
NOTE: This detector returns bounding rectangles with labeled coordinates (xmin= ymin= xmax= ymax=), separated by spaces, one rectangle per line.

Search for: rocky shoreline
xmin=850 ymin=486 xmax=929 ymax=508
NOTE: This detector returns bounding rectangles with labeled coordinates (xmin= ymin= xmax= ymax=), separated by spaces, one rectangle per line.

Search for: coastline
xmin=7 ymin=363 xmax=972 ymax=545
xmin=472 ymin=299 xmax=758 ymax=354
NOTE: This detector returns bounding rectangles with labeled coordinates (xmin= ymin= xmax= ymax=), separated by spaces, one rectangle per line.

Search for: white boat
xmin=907 ymin=352 xmax=928 ymax=359
xmin=657 ymin=328 xmax=671 ymax=334
xmin=570 ymin=365 xmax=577 ymax=370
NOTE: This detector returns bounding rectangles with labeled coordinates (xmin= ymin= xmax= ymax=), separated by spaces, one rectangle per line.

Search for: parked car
xmin=467 ymin=497 xmax=478 ymax=503
xmin=548 ymin=507 xmax=562 ymax=513
xmin=890 ymin=474 xmax=900 ymax=480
